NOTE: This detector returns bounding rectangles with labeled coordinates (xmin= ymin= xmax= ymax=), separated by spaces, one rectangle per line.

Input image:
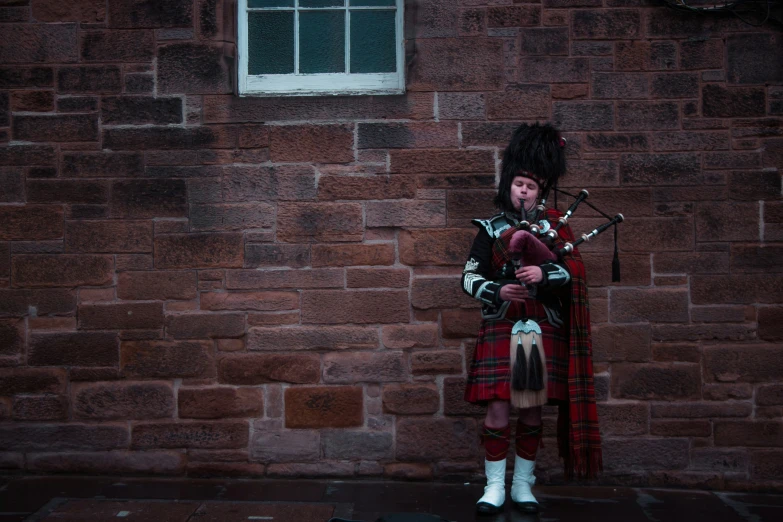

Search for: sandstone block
xmin=108 ymin=0 xmax=193 ymax=28
xmin=203 ymin=93 xmax=433 ymax=123
xmin=322 ymin=430 xmax=393 ymax=460
xmin=0 ymin=423 xmax=128 ymax=451
xmin=78 ymin=302 xmax=164 ymax=330
xmin=617 ymin=102 xmax=679 ymax=131
xmin=598 ymin=403 xmax=649 ymax=436
xmin=101 ymin=96 xmax=181 ymax=124
xmin=110 ymin=179 xmax=187 ymax=219
xmin=166 ymin=313 xmax=245 ymax=339
xmin=610 ymin=288 xmax=689 ymax=323
xmin=277 ymin=203 xmax=363 ymax=243
xmin=318 ymin=174 xmax=416 ymax=201
xmin=29 ymin=332 xmax=118 ymax=367
xmin=703 ymin=344 xmax=783 ymax=383
xmin=246 ymin=326 xmax=377 ymax=351
xmin=12 ymin=395 xmax=68 ymax=421
xmin=65 ymin=220 xmax=152 ymax=253
xmin=62 ymin=152 xmax=143 ymax=178
xmin=399 ymin=229 xmax=475 ymax=267
xmin=727 ymin=33 xmax=783 ymax=85
xmin=245 ymin=244 xmax=310 ymax=269
xmin=285 ymin=386 xmax=363 ymax=429
xmin=390 ymin=149 xmax=494 ymax=174
xmin=347 ymin=268 xmax=410 ymax=289
xmin=132 ymin=421 xmax=248 ymax=449
xmin=612 ymin=363 xmax=700 ymax=400
xmin=592 ymin=324 xmax=651 ymax=363
xmin=442 ymin=309 xmax=482 ymax=338
xmin=572 ymin=9 xmax=640 ymax=39
xmin=0 ymin=288 xmax=76 ymax=317
xmin=692 ymin=274 xmax=782 ymax=304
xmin=27 ymin=450 xmax=185 ymax=475
xmin=382 ymin=324 xmax=438 ymax=349
xmin=158 ymin=43 xmax=232 ymax=94
xmin=323 ymin=352 xmax=407 ymax=384
xmin=0 ymin=319 xmax=24 ymax=357
xmin=117 ymin=271 xmax=197 ymax=301
xmin=382 ymin=384 xmax=440 ymax=415
xmin=486 ymin=84 xmax=550 ymax=119
xmin=553 ymin=102 xmax=613 ymax=131
xmin=396 ymin=418 xmax=478 ymax=461
xmin=81 ymin=30 xmax=154 ymax=62
xmin=408 ymin=38 xmax=502 ymax=92
xmin=602 ymin=438 xmax=689 ymax=471
xmin=226 ymin=268 xmax=343 ymax=290
xmin=703 ymin=85 xmax=766 ymax=118
xmin=121 ymin=340 xmax=214 ymax=378
xmin=270 ymin=124 xmax=353 ymax=163
xmin=155 ymin=233 xmax=243 ymax=269
xmin=311 ymin=244 xmax=395 ymax=268
xmin=411 ymin=277 xmax=477 ymax=310
xmin=10 ymin=90 xmax=54 ymax=112
xmin=487 ymin=5 xmax=540 ymax=27
xmin=302 ymin=290 xmax=409 ymax=324
xmin=1 ymin=23 xmax=77 ymax=64
xmin=358 ymin=122 xmax=458 ymax=149
xmin=250 ymin=429 xmax=319 ymax=462
xmin=178 ymin=387 xmax=262 ymax=419
xmin=72 ymin=381 xmax=174 ymax=420
xmin=366 ymin=200 xmax=446 ymax=228
xmin=411 ymin=351 xmax=463 ymax=376
xmin=218 ymin=354 xmax=320 ymax=384
xmin=57 ymin=65 xmax=121 ymax=93
xmin=714 ymin=421 xmax=783 ymax=447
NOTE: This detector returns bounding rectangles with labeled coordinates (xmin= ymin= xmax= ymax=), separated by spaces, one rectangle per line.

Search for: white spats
xmin=476 ymin=458 xmax=507 ymax=514
xmin=511 ymin=455 xmax=539 ymax=512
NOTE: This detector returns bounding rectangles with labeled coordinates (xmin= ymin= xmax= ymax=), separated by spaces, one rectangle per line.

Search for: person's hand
xmin=499 ymin=283 xmax=529 ymax=302
xmin=516 ymin=266 xmax=543 ymax=285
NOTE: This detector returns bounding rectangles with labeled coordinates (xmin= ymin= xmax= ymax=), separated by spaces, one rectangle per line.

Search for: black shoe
xmin=513 ymin=500 xmax=539 ymax=513
xmin=476 ymin=502 xmax=504 ymax=515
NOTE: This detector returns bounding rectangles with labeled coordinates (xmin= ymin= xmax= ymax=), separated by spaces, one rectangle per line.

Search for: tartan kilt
xmin=464 ymin=298 xmax=568 ymax=404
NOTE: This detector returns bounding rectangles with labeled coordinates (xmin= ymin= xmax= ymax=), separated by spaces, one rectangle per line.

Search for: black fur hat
xmin=495 ymin=122 xmax=566 ymax=212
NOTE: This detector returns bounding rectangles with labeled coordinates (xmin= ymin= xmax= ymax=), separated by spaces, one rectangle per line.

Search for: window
xmin=238 ymin=0 xmax=405 ymax=96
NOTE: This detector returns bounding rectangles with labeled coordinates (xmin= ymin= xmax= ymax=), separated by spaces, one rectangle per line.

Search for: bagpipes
xmin=506 ymin=182 xmax=623 ymax=410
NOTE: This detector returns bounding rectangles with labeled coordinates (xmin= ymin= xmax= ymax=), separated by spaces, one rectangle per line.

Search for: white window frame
xmin=238 ymin=0 xmax=405 ymax=96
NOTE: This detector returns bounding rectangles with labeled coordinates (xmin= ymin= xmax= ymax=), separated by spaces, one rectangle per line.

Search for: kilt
xmin=464 ymin=298 xmax=568 ymax=404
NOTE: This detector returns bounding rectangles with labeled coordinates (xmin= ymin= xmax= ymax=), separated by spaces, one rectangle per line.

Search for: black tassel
xmin=528 ymin=337 xmax=545 ymax=391
xmin=511 ymin=337 xmax=527 ymax=391
xmin=611 ymin=223 xmax=621 ymax=282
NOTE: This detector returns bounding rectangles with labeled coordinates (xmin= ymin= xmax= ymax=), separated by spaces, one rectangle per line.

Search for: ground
xmin=1 ymin=476 xmax=782 ymax=522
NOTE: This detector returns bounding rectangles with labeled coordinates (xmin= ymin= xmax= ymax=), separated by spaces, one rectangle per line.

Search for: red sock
xmin=482 ymin=424 xmax=510 ymax=462
xmin=515 ymin=421 xmax=542 ymax=460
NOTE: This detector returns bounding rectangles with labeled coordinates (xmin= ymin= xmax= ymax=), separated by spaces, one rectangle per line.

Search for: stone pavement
xmin=1 ymin=476 xmax=782 ymax=522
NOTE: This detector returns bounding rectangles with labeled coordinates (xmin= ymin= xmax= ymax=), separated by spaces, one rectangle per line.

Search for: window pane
xmin=350 ymin=0 xmax=395 ymax=6
xmin=300 ymin=0 xmax=344 ymax=7
xmin=248 ymin=0 xmax=294 ymax=7
xmin=248 ymin=11 xmax=294 ymax=75
xmin=299 ymin=11 xmax=345 ymax=74
xmin=350 ymin=10 xmax=396 ymax=73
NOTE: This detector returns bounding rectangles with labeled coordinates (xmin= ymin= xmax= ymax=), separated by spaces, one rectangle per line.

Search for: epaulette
xmin=471 ymin=213 xmax=514 ymax=238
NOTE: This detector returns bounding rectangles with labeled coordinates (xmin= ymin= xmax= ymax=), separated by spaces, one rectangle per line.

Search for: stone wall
xmin=1 ymin=0 xmax=782 ymax=490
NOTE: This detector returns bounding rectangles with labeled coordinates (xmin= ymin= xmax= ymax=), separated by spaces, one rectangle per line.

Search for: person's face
xmin=510 ymin=176 xmax=540 ymax=213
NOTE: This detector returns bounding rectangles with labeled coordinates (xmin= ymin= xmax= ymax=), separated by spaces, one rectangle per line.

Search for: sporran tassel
xmin=511 ymin=336 xmax=527 ymax=391
xmin=528 ymin=337 xmax=545 ymax=391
